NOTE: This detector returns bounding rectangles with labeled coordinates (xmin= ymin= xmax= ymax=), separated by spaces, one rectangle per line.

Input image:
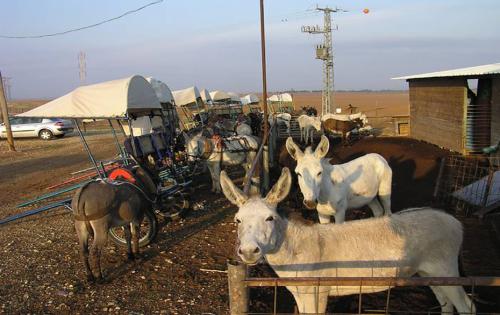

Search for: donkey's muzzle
xmin=238 ymin=245 xmax=262 ymax=265
xmin=303 ymin=199 xmax=317 ymax=209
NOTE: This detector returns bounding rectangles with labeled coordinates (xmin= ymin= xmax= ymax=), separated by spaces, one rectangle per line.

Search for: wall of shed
xmin=491 ymin=78 xmax=500 ymax=148
xmin=409 ymin=78 xmax=467 ymax=153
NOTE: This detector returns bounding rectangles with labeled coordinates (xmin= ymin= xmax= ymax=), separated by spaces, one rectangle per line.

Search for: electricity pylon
xmin=302 ymin=6 xmax=345 ymax=115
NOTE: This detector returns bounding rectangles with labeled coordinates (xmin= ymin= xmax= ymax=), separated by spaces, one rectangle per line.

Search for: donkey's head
xmin=220 ymin=168 xmax=292 ymax=265
xmin=286 ymin=135 xmax=329 ymax=209
xmin=184 ymin=132 xmax=204 ymax=161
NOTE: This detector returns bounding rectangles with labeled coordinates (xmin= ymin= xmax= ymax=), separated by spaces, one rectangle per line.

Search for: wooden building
xmin=394 ymin=63 xmax=500 ymax=155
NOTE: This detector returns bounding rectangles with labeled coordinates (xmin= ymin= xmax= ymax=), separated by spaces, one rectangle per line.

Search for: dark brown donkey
xmin=72 ymin=166 xmax=157 ymax=282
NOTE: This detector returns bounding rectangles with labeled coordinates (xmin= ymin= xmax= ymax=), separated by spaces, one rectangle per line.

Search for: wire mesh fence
xmin=233 ymin=274 xmax=500 ymax=314
xmin=435 ymin=154 xmax=500 ymax=217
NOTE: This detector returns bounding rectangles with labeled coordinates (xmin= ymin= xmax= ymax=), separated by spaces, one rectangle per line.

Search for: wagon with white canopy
xmin=208 ymin=90 xmax=243 ymax=119
xmin=9 ymin=75 xmax=193 ymax=246
xmin=172 ymin=86 xmax=207 ymax=130
xmin=267 ymin=92 xmax=294 ymax=113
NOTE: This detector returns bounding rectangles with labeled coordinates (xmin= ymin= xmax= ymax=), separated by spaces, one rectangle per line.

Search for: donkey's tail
xmin=71 ymin=181 xmax=93 ymax=215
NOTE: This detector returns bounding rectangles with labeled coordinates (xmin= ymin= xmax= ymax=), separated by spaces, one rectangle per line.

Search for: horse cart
xmin=3 ymin=75 xmax=195 ymax=247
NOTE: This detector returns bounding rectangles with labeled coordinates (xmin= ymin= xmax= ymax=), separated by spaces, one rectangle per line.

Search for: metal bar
xmin=1 ymin=198 xmax=72 ymax=225
xmin=108 ymin=119 xmax=127 ymax=164
xmin=74 ymin=119 xmax=103 ymax=179
xmin=244 ymin=277 xmax=500 ymax=287
xmin=46 ymin=168 xmax=107 ymax=190
xmin=16 ymin=181 xmax=91 ymax=208
xmin=127 ymin=118 xmax=139 ymax=159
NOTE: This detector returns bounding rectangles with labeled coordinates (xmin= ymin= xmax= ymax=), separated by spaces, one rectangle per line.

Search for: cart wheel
xmin=108 ymin=208 xmax=158 ymax=248
xmin=157 ymin=191 xmax=190 ymax=221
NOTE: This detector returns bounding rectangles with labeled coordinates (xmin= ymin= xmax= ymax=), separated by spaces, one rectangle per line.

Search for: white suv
xmin=0 ymin=117 xmax=74 ymax=140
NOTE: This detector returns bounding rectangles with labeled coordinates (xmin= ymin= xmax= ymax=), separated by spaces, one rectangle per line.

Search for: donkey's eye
xmin=235 ymin=218 xmax=241 ymax=224
xmin=266 ymin=216 xmax=274 ymax=222
xmin=317 ymin=172 xmax=322 ymax=176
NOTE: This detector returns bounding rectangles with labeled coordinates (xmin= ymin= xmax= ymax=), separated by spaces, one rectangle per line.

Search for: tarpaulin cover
xmin=18 ymin=75 xmax=161 ymax=119
xmin=172 ymin=86 xmax=201 ymax=106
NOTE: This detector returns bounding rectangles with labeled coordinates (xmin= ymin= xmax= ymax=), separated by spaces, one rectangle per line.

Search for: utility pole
xmin=259 ymin=0 xmax=270 ymax=191
xmin=302 ymin=6 xmax=345 ymax=115
xmin=78 ymin=51 xmax=87 ymax=85
xmin=2 ymin=77 xmax=12 ymax=101
xmin=0 ymin=71 xmax=15 ymax=151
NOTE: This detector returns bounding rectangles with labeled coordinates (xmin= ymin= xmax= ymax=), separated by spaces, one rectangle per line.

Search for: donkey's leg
xmin=367 ymin=198 xmax=385 ymax=217
xmin=206 ymin=161 xmax=218 ymax=192
xmin=428 ymin=286 xmax=454 ymax=314
xmin=333 ymin=210 xmax=346 ymax=224
xmin=210 ymin=161 xmax=222 ymax=193
xmin=378 ymin=173 xmax=392 ymax=215
xmin=130 ymin=222 xmax=140 ymax=257
xmin=90 ymin=222 xmax=108 ymax=282
xmin=419 ymin=264 xmax=476 ymax=314
xmin=291 ymin=290 xmax=328 ymax=314
xmin=123 ymin=224 xmax=133 ymax=260
xmin=75 ymin=221 xmax=94 ymax=282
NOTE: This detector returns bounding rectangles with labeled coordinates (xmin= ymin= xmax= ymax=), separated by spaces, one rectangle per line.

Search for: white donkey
xmin=286 ymin=135 xmax=392 ymax=223
xmin=220 ymin=168 xmax=476 ymax=315
xmin=297 ymin=114 xmax=321 ymax=145
xmin=185 ymin=132 xmax=259 ymax=192
xmin=269 ymin=113 xmax=292 ymax=135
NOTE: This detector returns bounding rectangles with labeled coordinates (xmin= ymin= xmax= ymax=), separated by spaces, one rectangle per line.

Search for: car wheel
xmin=39 ymin=129 xmax=53 ymax=140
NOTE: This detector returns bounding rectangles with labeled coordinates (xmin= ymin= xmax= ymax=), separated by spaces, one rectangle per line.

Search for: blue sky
xmin=1 ymin=0 xmax=499 ymax=99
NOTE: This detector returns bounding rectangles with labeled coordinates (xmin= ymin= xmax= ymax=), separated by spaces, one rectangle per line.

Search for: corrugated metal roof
xmin=392 ymin=63 xmax=500 ymax=80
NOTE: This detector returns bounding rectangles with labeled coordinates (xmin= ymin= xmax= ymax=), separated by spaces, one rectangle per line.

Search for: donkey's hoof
xmin=86 ymin=275 xmax=96 ymax=283
xmin=96 ymin=276 xmax=106 ymax=285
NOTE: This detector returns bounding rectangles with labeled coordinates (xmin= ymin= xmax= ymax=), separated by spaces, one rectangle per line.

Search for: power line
xmin=0 ymin=0 xmax=164 ymax=39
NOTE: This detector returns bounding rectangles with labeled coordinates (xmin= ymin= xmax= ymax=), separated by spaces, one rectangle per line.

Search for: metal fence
xmin=228 ymin=262 xmax=500 ymax=315
xmin=434 ymin=154 xmax=500 ymax=217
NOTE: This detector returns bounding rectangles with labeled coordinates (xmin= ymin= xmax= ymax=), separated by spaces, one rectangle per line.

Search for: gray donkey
xmin=72 ymin=166 xmax=157 ymax=282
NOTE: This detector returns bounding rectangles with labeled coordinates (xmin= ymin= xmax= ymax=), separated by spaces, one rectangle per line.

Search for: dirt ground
xmin=292 ymin=91 xmax=409 ymax=117
xmin=1 ymin=130 xmax=499 ymax=314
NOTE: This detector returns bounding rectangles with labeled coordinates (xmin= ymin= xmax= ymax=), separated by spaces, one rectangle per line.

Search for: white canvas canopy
xmin=228 ymin=92 xmax=242 ymax=103
xmin=18 ymin=75 xmax=161 ymax=119
xmin=240 ymin=94 xmax=259 ymax=105
xmin=268 ymin=93 xmax=293 ymax=102
xmin=210 ymin=90 xmax=231 ymax=102
xmin=200 ymin=89 xmax=213 ymax=103
xmin=146 ymin=77 xmax=174 ymax=104
xmin=172 ymin=86 xmax=201 ymax=106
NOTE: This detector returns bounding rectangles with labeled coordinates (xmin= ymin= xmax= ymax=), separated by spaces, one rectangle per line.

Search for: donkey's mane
xmin=277 ymin=208 xmax=314 ymax=226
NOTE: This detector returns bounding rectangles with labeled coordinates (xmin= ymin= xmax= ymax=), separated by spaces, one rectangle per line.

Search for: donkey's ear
xmin=286 ymin=137 xmax=303 ymax=160
xmin=315 ymin=135 xmax=329 ymax=158
xmin=265 ymin=167 xmax=292 ymax=205
xmin=220 ymin=171 xmax=248 ymax=207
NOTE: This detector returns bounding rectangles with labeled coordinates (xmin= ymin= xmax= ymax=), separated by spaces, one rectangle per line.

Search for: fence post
xmin=228 ymin=260 xmax=248 ymax=315
xmin=0 ymin=71 xmax=15 ymax=151
xmin=263 ymin=145 xmax=270 ymax=191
